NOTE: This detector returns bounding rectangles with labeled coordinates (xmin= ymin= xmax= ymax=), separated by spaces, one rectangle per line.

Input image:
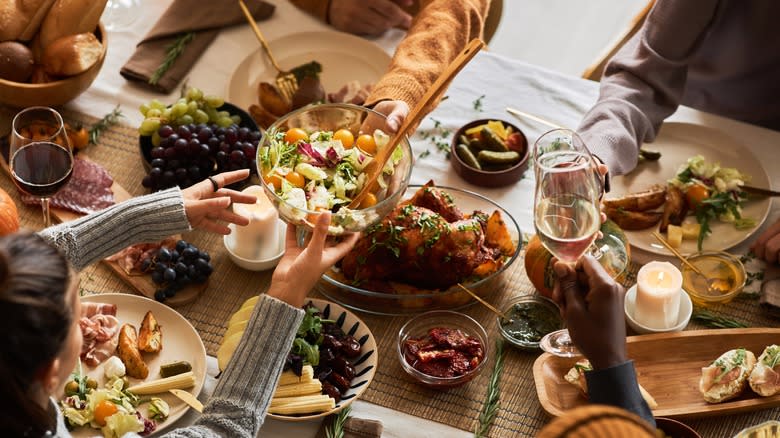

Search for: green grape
xmin=230 ymin=115 xmax=241 ymax=124
xmin=171 ymin=102 xmax=188 ymax=118
xmin=194 ymin=109 xmax=209 ymax=124
xmin=149 ymin=99 xmax=165 ymax=110
xmin=217 ymin=110 xmax=230 ymax=119
xmin=146 ymin=108 xmax=162 ymax=118
xmin=204 ymin=107 xmax=218 ymax=122
xmin=187 ymin=101 xmax=198 ymax=115
xmin=178 ymin=115 xmax=194 ymax=125
xmin=140 ymin=118 xmax=161 ymax=136
xmin=151 ymin=131 xmax=162 ymax=147
xmin=186 ymin=87 xmax=203 ymax=101
xmin=216 ymin=117 xmax=233 ymax=127
xmin=205 ymin=95 xmax=224 ymax=108
xmin=162 ymin=108 xmax=173 ymax=122
xmin=139 ymin=103 xmax=150 ymax=116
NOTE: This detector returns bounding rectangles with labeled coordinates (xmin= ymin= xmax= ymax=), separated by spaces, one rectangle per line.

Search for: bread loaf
xmin=38 ymin=0 xmax=108 ymax=49
xmin=41 ymin=32 xmax=101 ymax=76
xmin=749 ymin=345 xmax=780 ymax=397
xmin=0 ymin=0 xmax=57 ymax=42
xmin=699 ymin=348 xmax=756 ymax=403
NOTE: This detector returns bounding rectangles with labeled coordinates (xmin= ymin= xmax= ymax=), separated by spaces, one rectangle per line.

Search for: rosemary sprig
xmin=325 ymin=405 xmax=351 ymax=438
xmin=474 ymin=339 xmax=506 ymax=438
xmin=473 ymin=94 xmax=485 ymax=112
xmin=89 ymin=105 xmax=123 ymax=145
xmin=149 ymin=32 xmax=195 ymax=86
xmin=691 ymin=309 xmax=748 ymax=328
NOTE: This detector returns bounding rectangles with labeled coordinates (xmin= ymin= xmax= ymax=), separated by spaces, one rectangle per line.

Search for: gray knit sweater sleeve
xmin=160 ymin=295 xmax=304 ymax=438
xmin=576 ymin=0 xmax=719 ymax=175
xmin=38 ymin=187 xmax=191 ymax=271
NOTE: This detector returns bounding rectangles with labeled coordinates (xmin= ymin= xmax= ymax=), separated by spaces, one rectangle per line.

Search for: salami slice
xmin=20 ymin=158 xmax=115 ymax=214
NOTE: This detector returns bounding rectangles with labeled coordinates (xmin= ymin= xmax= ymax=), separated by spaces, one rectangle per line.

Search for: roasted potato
xmin=485 ymin=210 xmax=515 ymax=256
xmin=659 ymin=186 xmax=688 ymax=232
xmin=258 ymin=82 xmax=290 ymax=117
xmin=604 ymin=206 xmax=663 ymax=230
xmin=602 ymin=185 xmax=666 ymax=212
xmin=248 ymin=104 xmax=278 ymax=130
xmin=117 ymin=324 xmax=149 ymax=379
xmin=138 ymin=311 xmax=162 ymax=354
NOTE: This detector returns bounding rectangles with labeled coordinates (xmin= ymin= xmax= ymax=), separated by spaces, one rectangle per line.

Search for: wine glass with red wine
xmin=10 ymin=107 xmax=74 ymax=227
xmin=533 ymin=129 xmax=602 ymax=357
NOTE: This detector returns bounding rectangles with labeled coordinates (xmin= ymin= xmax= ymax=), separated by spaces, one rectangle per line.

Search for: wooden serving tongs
xmin=348 ymin=39 xmax=486 ymax=209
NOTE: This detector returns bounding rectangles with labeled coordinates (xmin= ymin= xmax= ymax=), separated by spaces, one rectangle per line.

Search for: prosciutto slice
xmin=21 ymin=158 xmax=115 ymax=214
xmin=79 ymin=302 xmax=120 ymax=367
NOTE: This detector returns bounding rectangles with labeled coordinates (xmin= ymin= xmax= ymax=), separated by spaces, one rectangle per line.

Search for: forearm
xmin=38 ymin=188 xmax=190 ymax=271
xmin=577 ymin=0 xmax=719 ymax=175
xmin=585 ymin=361 xmax=655 ymax=426
xmin=364 ymin=0 xmax=489 ymax=110
xmin=179 ymin=295 xmax=304 ymax=437
xmin=288 ymin=0 xmax=331 ymax=22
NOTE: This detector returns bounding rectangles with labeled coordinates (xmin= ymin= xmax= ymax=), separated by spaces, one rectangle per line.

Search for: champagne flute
xmin=533 ymin=129 xmax=602 ymax=357
xmin=10 ymin=107 xmax=74 ymax=228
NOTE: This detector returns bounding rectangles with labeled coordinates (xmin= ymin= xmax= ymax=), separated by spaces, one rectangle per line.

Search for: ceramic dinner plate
xmin=610 ymin=122 xmax=771 ymax=256
xmin=72 ymin=293 xmax=207 ymax=437
xmin=533 ymin=328 xmax=780 ymax=419
xmin=227 ymin=31 xmax=391 ymax=111
xmin=268 ymin=298 xmax=377 ymax=422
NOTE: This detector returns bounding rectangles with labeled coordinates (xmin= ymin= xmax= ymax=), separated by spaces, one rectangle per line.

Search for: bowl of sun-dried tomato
xmin=397 ymin=310 xmax=488 ymax=389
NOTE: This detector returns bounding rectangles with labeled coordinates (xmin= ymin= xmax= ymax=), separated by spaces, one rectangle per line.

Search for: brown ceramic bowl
xmin=655 ymin=417 xmax=702 ymax=438
xmin=450 ymin=118 xmax=529 ymax=187
xmin=0 ymin=23 xmax=108 ymax=108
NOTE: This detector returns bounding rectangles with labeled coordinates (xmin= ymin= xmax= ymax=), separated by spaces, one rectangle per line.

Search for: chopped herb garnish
xmin=473 ymin=94 xmax=485 ymax=112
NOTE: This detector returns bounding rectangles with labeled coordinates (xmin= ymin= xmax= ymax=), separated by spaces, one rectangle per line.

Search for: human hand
xmin=367 ymin=100 xmax=410 ymax=134
xmin=751 ymin=219 xmax=780 ymax=264
xmin=181 ymin=169 xmax=257 ymax=234
xmin=552 ymin=255 xmax=627 ymax=370
xmin=328 ymin=0 xmax=413 ymax=36
xmin=267 ymin=213 xmax=360 ymax=307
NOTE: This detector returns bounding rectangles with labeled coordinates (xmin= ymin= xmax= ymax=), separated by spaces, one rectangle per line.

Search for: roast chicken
xmin=340 ymin=183 xmax=511 ymax=290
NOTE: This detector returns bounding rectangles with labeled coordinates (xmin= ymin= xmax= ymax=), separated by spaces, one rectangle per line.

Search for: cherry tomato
xmin=356 ymin=134 xmax=376 ymax=154
xmin=66 ymin=124 xmax=89 ymax=149
xmin=359 ymin=193 xmax=378 ymax=209
xmin=285 ymin=171 xmax=305 ymax=188
xmin=264 ymin=173 xmax=284 ymax=191
xmin=284 ymin=128 xmax=309 ymax=144
xmin=685 ymin=184 xmax=709 ymax=209
xmin=94 ymin=400 xmax=118 ymax=426
xmin=333 ymin=129 xmax=355 ymax=148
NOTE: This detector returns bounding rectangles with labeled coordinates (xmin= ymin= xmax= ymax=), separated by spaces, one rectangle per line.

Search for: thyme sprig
xmin=149 ymin=32 xmax=195 ymax=86
xmin=474 ymin=339 xmax=506 ymax=438
xmin=691 ymin=309 xmax=748 ymax=328
xmin=325 ymin=405 xmax=351 ymax=438
xmin=89 ymin=105 xmax=123 ymax=145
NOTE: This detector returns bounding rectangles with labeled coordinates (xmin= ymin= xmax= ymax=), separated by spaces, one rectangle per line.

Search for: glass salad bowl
xmin=315 ymin=185 xmax=523 ymax=315
xmin=257 ymin=103 xmax=413 ymax=235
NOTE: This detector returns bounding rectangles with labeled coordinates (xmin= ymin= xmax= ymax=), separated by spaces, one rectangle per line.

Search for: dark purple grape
xmin=154 ymin=290 xmax=166 ymax=301
xmin=187 ymin=166 xmax=201 ymax=180
xmin=159 ymin=137 xmax=172 ymax=149
xmin=237 ymin=127 xmax=249 ymax=140
xmin=187 ymin=123 xmax=196 ymax=132
xmin=163 ymin=268 xmax=177 ymax=282
xmin=219 ymin=142 xmax=230 ymax=153
xmin=176 ymin=240 xmax=188 ymax=252
xmin=140 ymin=258 xmax=152 ymax=272
xmin=150 ymin=167 xmax=163 ymax=180
xmin=225 ymin=127 xmax=238 ymax=143
xmin=182 ymin=247 xmax=197 ymax=259
xmin=175 ymin=168 xmax=188 ymax=181
xmin=217 ymin=134 xmax=225 ymax=142
xmin=216 ymin=151 xmax=228 ymax=163
xmin=158 ymin=248 xmax=172 ymax=262
xmin=198 ymin=259 xmax=213 ymax=275
xmin=142 ymin=175 xmax=154 ymax=188
xmin=158 ymin=125 xmax=174 ymax=138
xmin=178 ymin=275 xmax=191 ymax=286
xmin=248 ymin=130 xmax=261 ymax=142
xmin=167 ymin=133 xmax=180 ymax=144
xmin=199 ymin=144 xmax=210 ymax=157
xmin=174 ymin=262 xmax=188 ymax=274
xmin=215 ymin=127 xmax=226 ymax=137
xmin=207 ymin=137 xmax=220 ymax=152
xmin=167 ymin=159 xmax=180 ymax=169
xmin=242 ymin=144 xmax=256 ymax=158
xmin=150 ymin=158 xmax=166 ymax=168
xmin=151 ymin=270 xmax=164 ymax=284
xmin=162 ymin=170 xmax=175 ymax=185
xmin=170 ymin=250 xmax=180 ymax=261
xmin=155 ymin=263 xmax=166 ymax=273
xmin=164 ymin=287 xmax=177 ymax=298
xmin=151 ymin=147 xmax=165 ymax=159
xmin=187 ymin=265 xmax=197 ymax=278
xmin=197 ymin=127 xmax=213 ymax=143
xmin=164 ymin=147 xmax=177 ymax=159
xmin=229 ymin=150 xmax=245 ymax=164
xmin=174 ymin=138 xmax=188 ymax=153
xmin=196 ymin=123 xmax=208 ymax=132
xmin=187 ymin=139 xmax=200 ymax=155
xmin=176 ymin=125 xmax=191 ymax=139
xmin=198 ymin=251 xmax=210 ymax=261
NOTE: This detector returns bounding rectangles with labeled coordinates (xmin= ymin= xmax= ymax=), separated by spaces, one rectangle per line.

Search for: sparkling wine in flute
xmin=535 ymin=194 xmax=600 ymax=262
xmin=11 ymin=141 xmax=73 ymax=197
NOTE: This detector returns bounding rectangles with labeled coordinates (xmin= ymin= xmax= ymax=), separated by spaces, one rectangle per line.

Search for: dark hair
xmin=0 ymin=233 xmax=71 ymax=437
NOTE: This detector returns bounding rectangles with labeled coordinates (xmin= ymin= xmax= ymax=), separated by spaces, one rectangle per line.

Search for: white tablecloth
xmin=68 ymin=0 xmax=780 ymax=436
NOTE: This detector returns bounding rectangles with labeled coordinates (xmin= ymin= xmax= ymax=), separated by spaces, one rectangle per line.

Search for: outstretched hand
xmin=268 ymin=213 xmax=360 ymax=307
xmin=328 ymin=0 xmax=413 ymax=36
xmin=181 ymin=169 xmax=257 ymax=234
xmin=751 ymin=218 xmax=780 ymax=264
xmin=552 ymin=255 xmax=627 ymax=370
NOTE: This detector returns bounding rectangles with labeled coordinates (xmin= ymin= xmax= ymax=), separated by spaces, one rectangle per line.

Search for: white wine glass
xmin=10 ymin=107 xmax=74 ymax=228
xmin=101 ymin=0 xmax=141 ymax=31
xmin=533 ymin=129 xmax=602 ymax=357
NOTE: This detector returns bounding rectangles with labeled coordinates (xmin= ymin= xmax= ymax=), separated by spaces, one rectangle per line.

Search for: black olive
xmin=321 ymin=381 xmax=341 ymax=402
xmin=331 ymin=357 xmax=355 ymax=381
xmin=328 ymin=372 xmax=351 ymax=393
xmin=322 ymin=334 xmax=342 ymax=350
xmin=340 ymin=336 xmax=362 ymax=358
xmin=320 ymin=347 xmax=336 ymax=365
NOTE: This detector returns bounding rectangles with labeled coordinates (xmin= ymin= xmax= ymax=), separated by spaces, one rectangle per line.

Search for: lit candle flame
xmin=657 ymin=271 xmax=665 ymax=283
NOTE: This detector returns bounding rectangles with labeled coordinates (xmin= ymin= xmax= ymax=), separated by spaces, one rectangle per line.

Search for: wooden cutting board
xmin=533 ymin=328 xmax=780 ymax=419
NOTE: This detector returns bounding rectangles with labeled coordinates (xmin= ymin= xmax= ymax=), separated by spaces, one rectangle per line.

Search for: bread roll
xmin=0 ymin=0 xmax=57 ymax=42
xmin=41 ymin=32 xmax=101 ymax=76
xmin=38 ymin=0 xmax=108 ymax=49
xmin=699 ymin=348 xmax=756 ymax=403
xmin=0 ymin=41 xmax=34 ymax=82
xmin=749 ymin=345 xmax=780 ymax=397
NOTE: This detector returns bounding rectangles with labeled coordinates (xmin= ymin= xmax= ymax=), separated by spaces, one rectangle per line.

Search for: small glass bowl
xmin=397 ymin=310 xmax=489 ymax=389
xmin=497 ymin=295 xmax=563 ymax=350
xmin=681 ymin=251 xmax=746 ymax=306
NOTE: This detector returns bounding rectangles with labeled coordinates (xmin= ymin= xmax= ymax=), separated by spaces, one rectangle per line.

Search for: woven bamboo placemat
xmin=4 ymin=107 xmax=779 ymax=437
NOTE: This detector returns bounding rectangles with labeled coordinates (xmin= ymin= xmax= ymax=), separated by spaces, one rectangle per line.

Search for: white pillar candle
xmin=635 ymin=261 xmax=683 ymax=329
xmin=230 ymin=185 xmax=280 ymax=260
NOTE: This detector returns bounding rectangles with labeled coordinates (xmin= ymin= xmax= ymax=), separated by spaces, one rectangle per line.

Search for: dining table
xmin=5 ymin=0 xmax=780 ymax=437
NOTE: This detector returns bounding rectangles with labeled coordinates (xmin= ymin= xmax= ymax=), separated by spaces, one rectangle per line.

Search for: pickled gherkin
xmin=456 ymin=144 xmax=481 ymax=169
xmin=477 ymin=150 xmax=521 ymax=165
xmin=479 ymin=127 xmax=508 ymax=152
xmin=159 ymin=361 xmax=193 ymax=378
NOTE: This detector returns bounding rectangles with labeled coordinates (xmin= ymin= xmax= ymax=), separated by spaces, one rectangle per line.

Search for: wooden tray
xmin=533 ymin=328 xmax=780 ymax=419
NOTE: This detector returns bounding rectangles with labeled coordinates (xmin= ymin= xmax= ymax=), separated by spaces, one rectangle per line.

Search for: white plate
xmin=610 ymin=122 xmax=771 ymax=256
xmin=268 ymin=298 xmax=377 ymax=422
xmin=227 ymin=31 xmax=391 ymax=111
xmin=71 ymin=293 xmax=207 ymax=437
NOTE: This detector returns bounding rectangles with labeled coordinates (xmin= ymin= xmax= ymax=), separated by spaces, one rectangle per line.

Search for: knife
xmin=169 ymin=389 xmax=203 ymax=413
xmin=741 ymin=185 xmax=780 ymax=197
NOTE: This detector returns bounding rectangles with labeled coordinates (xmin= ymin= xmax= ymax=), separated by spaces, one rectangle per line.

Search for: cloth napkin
xmin=315 ymin=416 xmax=383 ymax=438
xmin=760 ymin=263 xmax=780 ymax=317
xmin=120 ymin=0 xmax=275 ymax=93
